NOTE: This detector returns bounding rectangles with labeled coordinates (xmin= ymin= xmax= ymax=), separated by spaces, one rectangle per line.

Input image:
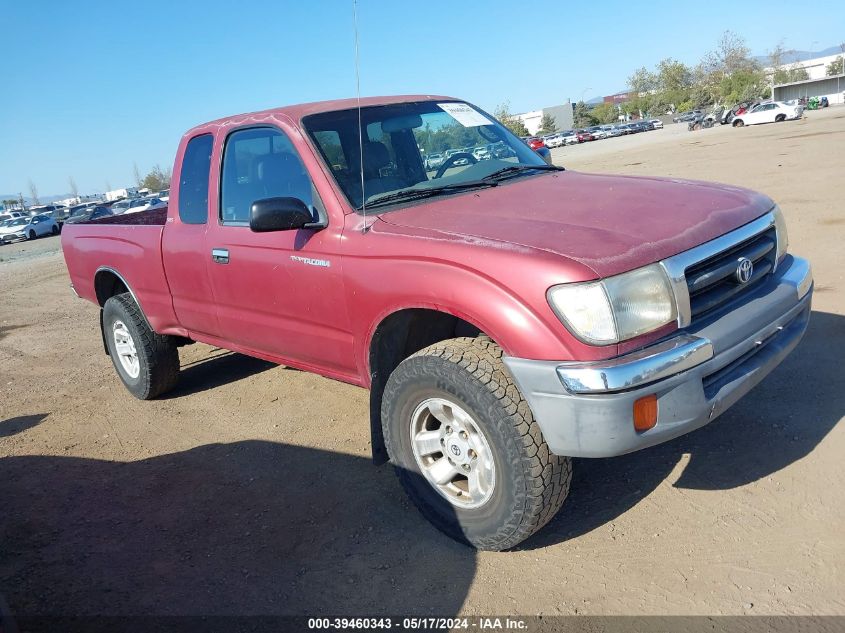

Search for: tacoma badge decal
xmin=290 ymin=255 xmax=331 ymax=268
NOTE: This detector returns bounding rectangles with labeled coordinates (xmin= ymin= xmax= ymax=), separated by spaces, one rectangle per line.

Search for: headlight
xmin=548 ymin=264 xmax=678 ymax=345
xmin=772 ymin=204 xmax=789 ymax=264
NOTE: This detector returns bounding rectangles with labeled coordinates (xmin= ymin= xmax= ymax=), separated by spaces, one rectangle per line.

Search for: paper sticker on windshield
xmin=438 ymin=102 xmax=492 ymax=127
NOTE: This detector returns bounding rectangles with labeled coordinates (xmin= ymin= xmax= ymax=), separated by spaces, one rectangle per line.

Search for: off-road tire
xmin=102 ymin=293 xmax=179 ymax=399
xmin=382 ymin=336 xmax=572 ymax=550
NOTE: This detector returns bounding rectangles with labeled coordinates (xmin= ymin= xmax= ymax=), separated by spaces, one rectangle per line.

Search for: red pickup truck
xmin=62 ymin=95 xmax=813 ymax=550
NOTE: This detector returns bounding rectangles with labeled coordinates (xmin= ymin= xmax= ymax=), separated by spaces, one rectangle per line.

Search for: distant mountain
xmin=754 ymin=46 xmax=842 ymax=66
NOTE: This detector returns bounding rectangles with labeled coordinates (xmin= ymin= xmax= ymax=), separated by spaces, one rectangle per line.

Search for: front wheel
xmin=733 ymin=119 xmax=744 ymax=127
xmin=382 ymin=337 xmax=572 ymax=550
xmin=775 ymin=114 xmax=786 ymax=122
xmin=28 ymin=230 xmax=36 ymax=240
xmin=102 ymin=293 xmax=180 ymax=399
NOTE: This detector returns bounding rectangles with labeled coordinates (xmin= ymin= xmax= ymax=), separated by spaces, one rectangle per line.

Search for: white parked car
xmin=561 ymin=131 xmax=579 ymax=145
xmin=587 ymin=126 xmax=609 ymax=140
xmin=543 ymin=133 xmax=565 ymax=148
xmin=0 ymin=211 xmax=26 ymax=223
xmin=472 ymin=146 xmax=491 ymax=161
xmin=732 ymin=101 xmax=803 ymax=127
xmin=124 ymin=197 xmax=167 ymax=214
xmin=649 ymin=119 xmax=664 ymax=129
xmin=0 ymin=214 xmax=60 ymax=243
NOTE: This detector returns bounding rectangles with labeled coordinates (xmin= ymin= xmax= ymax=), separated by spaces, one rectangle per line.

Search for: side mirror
xmin=249 ymin=197 xmax=314 ymax=232
xmin=535 ymin=146 xmax=553 ymax=165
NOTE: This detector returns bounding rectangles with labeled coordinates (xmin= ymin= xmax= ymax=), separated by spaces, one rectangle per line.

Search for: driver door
xmin=203 ymin=125 xmax=355 ymax=375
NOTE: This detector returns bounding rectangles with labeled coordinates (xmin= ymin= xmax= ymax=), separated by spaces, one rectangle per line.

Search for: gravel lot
xmin=1 ymin=108 xmax=843 ymax=618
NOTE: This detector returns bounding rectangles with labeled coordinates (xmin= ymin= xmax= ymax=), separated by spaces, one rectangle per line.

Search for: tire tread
xmin=106 ymin=293 xmax=179 ymax=399
xmin=386 ymin=336 xmax=572 ymax=550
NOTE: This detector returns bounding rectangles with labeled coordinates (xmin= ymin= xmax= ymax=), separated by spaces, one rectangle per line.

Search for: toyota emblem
xmin=450 ymin=444 xmax=462 ymax=456
xmin=735 ymin=257 xmax=754 ymax=284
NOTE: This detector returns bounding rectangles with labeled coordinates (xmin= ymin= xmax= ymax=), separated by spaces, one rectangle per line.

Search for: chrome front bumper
xmin=504 ymin=255 xmax=813 ymax=457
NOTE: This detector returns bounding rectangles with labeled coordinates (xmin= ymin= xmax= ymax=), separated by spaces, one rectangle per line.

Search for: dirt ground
xmin=1 ymin=107 xmax=843 ymax=618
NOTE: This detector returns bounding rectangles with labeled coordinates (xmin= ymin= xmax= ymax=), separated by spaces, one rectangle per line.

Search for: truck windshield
xmin=303 ymin=100 xmax=548 ymax=211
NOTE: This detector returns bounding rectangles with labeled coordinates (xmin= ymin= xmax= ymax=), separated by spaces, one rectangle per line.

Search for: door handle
xmin=211 ymin=248 xmax=229 ymax=264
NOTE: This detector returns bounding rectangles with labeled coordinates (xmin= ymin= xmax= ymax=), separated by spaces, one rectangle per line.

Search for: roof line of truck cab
xmin=181 ymin=95 xmax=456 ymax=139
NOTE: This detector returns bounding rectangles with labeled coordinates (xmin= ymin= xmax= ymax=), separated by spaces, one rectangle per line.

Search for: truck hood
xmin=379 ymin=171 xmax=774 ymax=278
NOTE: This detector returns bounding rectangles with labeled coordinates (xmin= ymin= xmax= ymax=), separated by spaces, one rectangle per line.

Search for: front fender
xmin=347 ymin=257 xmax=606 ymax=384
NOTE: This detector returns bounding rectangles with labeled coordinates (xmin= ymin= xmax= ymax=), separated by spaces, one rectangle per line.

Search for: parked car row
xmin=0 ymin=189 xmax=171 ymax=243
xmin=683 ymin=100 xmax=806 ymax=131
xmin=424 ymin=143 xmax=517 ymax=170
xmin=541 ymin=119 xmax=663 ymax=148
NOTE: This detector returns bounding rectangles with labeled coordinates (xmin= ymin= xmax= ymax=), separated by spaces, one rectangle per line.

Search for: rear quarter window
xmin=178 ymin=134 xmax=214 ymax=225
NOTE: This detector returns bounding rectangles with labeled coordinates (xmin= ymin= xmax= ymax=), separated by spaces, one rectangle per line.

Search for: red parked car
xmin=575 ymin=129 xmax=595 ymax=142
xmin=523 ymin=136 xmax=545 ymax=150
xmin=61 ymin=94 xmax=812 ymax=550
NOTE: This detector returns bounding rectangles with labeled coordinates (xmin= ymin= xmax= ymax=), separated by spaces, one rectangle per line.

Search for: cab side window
xmin=220 ymin=127 xmax=315 ymax=224
xmin=178 ymin=134 xmax=214 ymax=225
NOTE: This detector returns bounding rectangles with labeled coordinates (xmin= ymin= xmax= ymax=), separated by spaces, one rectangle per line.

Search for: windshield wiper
xmin=481 ymin=164 xmax=564 ymax=182
xmin=357 ymin=180 xmax=498 ymax=210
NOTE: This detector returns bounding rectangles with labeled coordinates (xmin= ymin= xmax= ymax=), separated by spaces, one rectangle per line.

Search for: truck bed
xmin=93 ymin=207 xmax=168 ymax=226
xmin=61 ymin=208 xmax=181 ymax=334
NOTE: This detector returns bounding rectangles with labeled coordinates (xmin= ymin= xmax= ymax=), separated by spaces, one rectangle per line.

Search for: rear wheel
xmin=382 ymin=336 xmax=572 ymax=550
xmin=775 ymin=114 xmax=786 ymax=122
xmin=51 ymin=225 xmax=60 ymax=235
xmin=733 ymin=119 xmax=744 ymax=127
xmin=102 ymin=293 xmax=179 ymax=399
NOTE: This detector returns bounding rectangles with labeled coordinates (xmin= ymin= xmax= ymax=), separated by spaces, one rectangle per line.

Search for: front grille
xmin=685 ymin=227 xmax=777 ymax=322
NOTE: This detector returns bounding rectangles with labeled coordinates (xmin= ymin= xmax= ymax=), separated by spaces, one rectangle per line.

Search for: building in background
xmin=56 ymin=194 xmax=101 ymax=207
xmin=767 ymin=53 xmax=844 ymax=82
xmin=513 ymin=102 xmax=574 ymax=135
xmin=769 ymin=53 xmax=845 ymax=105
xmin=773 ymin=74 xmax=844 ymax=104
xmin=104 ymin=187 xmax=139 ymax=202
xmin=603 ymin=91 xmax=631 ymax=105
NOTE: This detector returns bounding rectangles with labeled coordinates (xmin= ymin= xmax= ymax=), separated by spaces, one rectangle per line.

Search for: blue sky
xmin=1 ymin=0 xmax=842 ymax=196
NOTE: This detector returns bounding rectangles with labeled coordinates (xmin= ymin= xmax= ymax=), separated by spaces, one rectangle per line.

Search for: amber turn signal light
xmin=633 ymin=394 xmax=658 ymax=432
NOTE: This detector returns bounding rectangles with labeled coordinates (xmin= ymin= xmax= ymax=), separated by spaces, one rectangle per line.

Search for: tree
xmin=68 ymin=176 xmax=79 ymax=200
xmin=537 ymin=113 xmax=557 ymax=135
xmin=655 ymin=58 xmax=693 ymax=111
xmin=704 ymin=30 xmax=755 ymax=74
xmin=28 ymin=179 xmax=40 ymax=206
xmin=720 ymin=68 xmax=769 ymax=105
xmin=696 ymin=31 xmax=765 ymax=106
xmin=572 ymin=101 xmax=596 ymax=128
xmin=141 ymin=164 xmax=172 ymax=192
xmin=627 ymin=66 xmax=658 ymax=114
xmin=493 ymin=102 xmax=529 ymax=137
xmin=768 ymin=41 xmax=792 ymax=84
xmin=827 ymin=56 xmax=844 ymax=76
xmin=785 ymin=64 xmax=809 ymax=82
xmin=590 ymin=102 xmax=620 ymax=124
